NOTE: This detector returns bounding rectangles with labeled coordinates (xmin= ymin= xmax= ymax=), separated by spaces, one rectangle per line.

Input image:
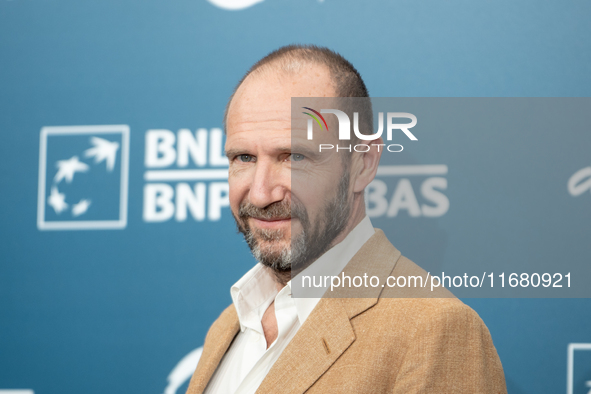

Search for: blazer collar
xmin=187 ymin=229 xmax=401 ymax=394
xmin=186 ymin=305 xmax=240 ymax=394
xmin=256 ymin=229 xmax=401 ymax=394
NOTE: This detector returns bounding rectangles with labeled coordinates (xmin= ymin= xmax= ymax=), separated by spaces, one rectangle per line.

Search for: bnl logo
xmin=37 ymin=125 xmax=130 ymax=230
xmin=568 ymin=343 xmax=591 ymax=394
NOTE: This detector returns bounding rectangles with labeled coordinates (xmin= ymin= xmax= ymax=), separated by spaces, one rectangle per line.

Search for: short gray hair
xmin=223 ymin=44 xmax=372 ymax=134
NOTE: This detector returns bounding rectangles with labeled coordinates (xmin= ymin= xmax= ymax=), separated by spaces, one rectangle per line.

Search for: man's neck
xmin=326 ymin=194 xmax=366 ymax=250
xmin=265 ymin=266 xmax=290 ymax=289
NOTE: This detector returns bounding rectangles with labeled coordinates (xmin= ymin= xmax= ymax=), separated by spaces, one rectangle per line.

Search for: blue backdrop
xmin=1 ymin=0 xmax=590 ymax=393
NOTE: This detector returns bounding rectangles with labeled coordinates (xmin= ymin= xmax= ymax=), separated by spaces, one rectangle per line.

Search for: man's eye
xmin=290 ymin=153 xmax=305 ymax=162
xmin=238 ymin=154 xmax=255 ymax=162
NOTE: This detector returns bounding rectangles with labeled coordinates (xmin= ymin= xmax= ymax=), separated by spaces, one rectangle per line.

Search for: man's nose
xmin=248 ymin=160 xmax=289 ymax=208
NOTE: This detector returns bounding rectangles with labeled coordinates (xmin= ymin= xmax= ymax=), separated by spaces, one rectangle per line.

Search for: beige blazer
xmin=187 ymin=229 xmax=507 ymax=394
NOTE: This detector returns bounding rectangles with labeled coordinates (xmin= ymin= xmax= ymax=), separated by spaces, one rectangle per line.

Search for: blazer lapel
xmin=255 ymin=297 xmax=355 ymax=394
xmin=256 ymin=229 xmax=402 ymax=394
xmin=186 ymin=305 xmax=240 ymax=394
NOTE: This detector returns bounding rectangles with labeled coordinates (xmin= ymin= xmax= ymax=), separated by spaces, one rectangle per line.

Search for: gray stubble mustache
xmin=238 ymin=199 xmax=306 ymax=222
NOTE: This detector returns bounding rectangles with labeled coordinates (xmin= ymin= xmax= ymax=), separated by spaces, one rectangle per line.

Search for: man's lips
xmin=250 ymin=217 xmax=292 ymax=229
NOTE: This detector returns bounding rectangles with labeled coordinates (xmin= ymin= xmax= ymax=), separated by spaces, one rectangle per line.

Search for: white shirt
xmin=203 ymin=216 xmax=375 ymax=394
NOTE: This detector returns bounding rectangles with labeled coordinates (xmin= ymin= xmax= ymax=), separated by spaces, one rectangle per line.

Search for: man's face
xmin=225 ymin=65 xmax=351 ymax=274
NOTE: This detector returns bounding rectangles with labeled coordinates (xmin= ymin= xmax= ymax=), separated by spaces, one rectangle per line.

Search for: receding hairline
xmin=223 ymin=45 xmax=369 ymax=132
xmin=229 ymin=60 xmax=334 ymax=110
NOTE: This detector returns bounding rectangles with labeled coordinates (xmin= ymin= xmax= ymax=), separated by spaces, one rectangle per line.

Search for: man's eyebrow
xmin=225 ymin=149 xmax=245 ymax=158
xmin=225 ymin=146 xmax=320 ymax=159
xmin=277 ymin=146 xmax=318 ymax=157
xmin=225 ymin=147 xmax=293 ymax=158
xmin=291 ymin=145 xmax=321 ymax=160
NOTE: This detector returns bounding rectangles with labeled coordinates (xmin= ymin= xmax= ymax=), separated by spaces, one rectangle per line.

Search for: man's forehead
xmin=227 ymin=64 xmax=336 ymax=123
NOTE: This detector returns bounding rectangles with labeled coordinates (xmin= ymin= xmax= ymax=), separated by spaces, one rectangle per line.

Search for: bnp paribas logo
xmin=37 ymin=125 xmax=130 ymax=230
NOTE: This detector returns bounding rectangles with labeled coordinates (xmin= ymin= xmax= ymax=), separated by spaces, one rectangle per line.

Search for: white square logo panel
xmin=568 ymin=343 xmax=591 ymax=394
xmin=37 ymin=125 xmax=130 ymax=230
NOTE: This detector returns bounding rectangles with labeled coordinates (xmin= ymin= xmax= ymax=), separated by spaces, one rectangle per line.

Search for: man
xmin=187 ymin=45 xmax=506 ymax=394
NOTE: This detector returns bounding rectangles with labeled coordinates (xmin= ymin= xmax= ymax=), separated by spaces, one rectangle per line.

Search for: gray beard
xmin=235 ymin=172 xmax=351 ymax=277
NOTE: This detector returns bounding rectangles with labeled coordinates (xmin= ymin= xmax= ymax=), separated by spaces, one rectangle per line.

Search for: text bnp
xmin=143 ymin=128 xmax=230 ymax=222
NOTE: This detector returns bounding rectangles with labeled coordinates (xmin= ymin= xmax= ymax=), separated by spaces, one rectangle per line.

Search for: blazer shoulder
xmin=378 ymin=251 xmax=456 ymax=299
xmin=391 ymin=298 xmax=506 ymax=393
xmin=368 ymin=247 xmax=491 ymax=335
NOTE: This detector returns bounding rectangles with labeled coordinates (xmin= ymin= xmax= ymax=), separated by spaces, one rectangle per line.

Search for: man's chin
xmin=254 ymin=244 xmax=292 ymax=273
xmin=253 ymin=238 xmax=290 ymax=253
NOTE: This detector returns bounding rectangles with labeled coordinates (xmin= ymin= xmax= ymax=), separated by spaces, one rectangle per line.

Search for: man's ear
xmin=352 ymin=137 xmax=383 ymax=193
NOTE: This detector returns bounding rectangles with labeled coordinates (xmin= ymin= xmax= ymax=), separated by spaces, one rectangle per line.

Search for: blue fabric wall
xmin=1 ymin=0 xmax=590 ymax=393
